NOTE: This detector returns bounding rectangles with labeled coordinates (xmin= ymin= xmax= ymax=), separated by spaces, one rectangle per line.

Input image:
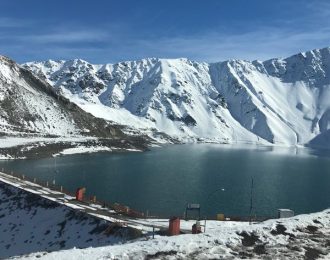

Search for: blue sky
xmin=0 ymin=0 xmax=329 ymax=63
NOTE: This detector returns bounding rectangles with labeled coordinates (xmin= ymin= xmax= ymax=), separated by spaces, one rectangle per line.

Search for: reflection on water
xmin=0 ymin=144 xmax=329 ymax=218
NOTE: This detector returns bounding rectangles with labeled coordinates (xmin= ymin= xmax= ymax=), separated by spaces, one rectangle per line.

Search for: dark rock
xmin=304 ymin=247 xmax=323 ymax=260
xmin=238 ymin=231 xmax=260 ymax=247
xmin=306 ymin=225 xmax=318 ymax=233
xmin=253 ymin=244 xmax=267 ymax=255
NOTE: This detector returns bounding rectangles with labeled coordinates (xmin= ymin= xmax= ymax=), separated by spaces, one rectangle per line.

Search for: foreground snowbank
xmin=17 ymin=209 xmax=330 ymax=259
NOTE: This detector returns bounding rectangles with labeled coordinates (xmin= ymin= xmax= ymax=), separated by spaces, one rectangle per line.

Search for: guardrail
xmin=0 ymin=168 xmax=274 ymax=222
xmin=0 ymin=167 xmax=145 ymax=219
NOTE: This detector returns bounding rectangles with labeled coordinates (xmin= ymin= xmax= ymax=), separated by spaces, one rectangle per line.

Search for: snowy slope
xmin=0 ymin=55 xmax=133 ymax=139
xmin=211 ymin=48 xmax=330 ymax=146
xmin=0 ymin=55 xmax=152 ymax=158
xmin=0 ymin=179 xmax=141 ymax=259
xmin=17 ymin=208 xmax=330 ymax=259
xmin=23 ymin=47 xmax=330 ymax=147
xmin=0 ymin=56 xmax=75 ymax=136
xmin=23 ymin=58 xmax=261 ymax=144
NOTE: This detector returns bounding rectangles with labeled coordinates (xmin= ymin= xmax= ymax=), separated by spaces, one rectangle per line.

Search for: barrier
xmin=0 ymin=168 xmax=145 ymax=219
xmin=0 ymin=168 xmax=274 ymax=222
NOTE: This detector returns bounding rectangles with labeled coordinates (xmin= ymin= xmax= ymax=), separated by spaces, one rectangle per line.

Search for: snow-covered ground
xmin=17 ymin=209 xmax=330 ymax=259
xmin=0 ymin=136 xmax=96 ymax=148
xmin=0 ymin=137 xmax=82 ymax=160
xmin=54 ymin=146 xmax=112 ymax=156
xmin=0 ymin=135 xmax=147 ymax=160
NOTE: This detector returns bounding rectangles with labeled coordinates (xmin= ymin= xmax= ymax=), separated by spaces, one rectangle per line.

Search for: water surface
xmin=1 ymin=144 xmax=330 ymax=218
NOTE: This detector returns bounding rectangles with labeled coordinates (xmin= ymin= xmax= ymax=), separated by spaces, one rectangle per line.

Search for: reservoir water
xmin=1 ymin=144 xmax=330 ymax=218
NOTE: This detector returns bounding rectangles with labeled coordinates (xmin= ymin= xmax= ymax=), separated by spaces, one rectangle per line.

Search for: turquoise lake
xmin=1 ymin=144 xmax=330 ymax=218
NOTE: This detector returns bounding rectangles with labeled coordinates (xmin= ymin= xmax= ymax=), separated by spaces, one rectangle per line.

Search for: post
xmin=249 ymin=178 xmax=254 ymax=225
xmin=152 ymin=226 xmax=155 ymax=239
xmin=204 ymin=187 xmax=226 ymax=223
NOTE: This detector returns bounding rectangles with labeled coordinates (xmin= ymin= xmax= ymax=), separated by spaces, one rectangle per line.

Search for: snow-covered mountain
xmin=23 ymin=47 xmax=330 ymax=148
xmin=0 ymin=55 xmax=126 ymax=138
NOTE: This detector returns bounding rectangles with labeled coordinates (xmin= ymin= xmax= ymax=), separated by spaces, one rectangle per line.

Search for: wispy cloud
xmin=18 ymin=30 xmax=109 ymax=44
xmin=1 ymin=1 xmax=330 ymax=64
xmin=0 ymin=17 xmax=33 ymax=28
xmin=133 ymin=26 xmax=330 ymax=62
xmin=3 ymin=25 xmax=330 ymax=64
xmin=127 ymin=2 xmax=330 ymax=62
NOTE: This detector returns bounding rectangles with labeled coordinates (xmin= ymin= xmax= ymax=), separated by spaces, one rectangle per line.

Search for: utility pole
xmin=249 ymin=177 xmax=254 ymax=225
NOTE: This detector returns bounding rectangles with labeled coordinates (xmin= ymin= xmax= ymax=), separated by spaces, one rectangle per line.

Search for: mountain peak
xmin=0 ymin=55 xmax=17 ymax=67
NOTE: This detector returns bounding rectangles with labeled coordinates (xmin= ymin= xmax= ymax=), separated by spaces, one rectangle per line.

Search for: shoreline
xmin=1 ymin=134 xmax=327 ymax=161
xmin=0 ymin=135 xmax=150 ymax=160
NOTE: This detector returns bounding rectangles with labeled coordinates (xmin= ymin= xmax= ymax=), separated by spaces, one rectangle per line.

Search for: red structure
xmin=75 ymin=187 xmax=86 ymax=201
xmin=192 ymin=223 xmax=202 ymax=234
xmin=168 ymin=217 xmax=180 ymax=236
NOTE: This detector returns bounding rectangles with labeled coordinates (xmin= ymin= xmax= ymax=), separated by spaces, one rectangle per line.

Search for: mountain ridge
xmin=22 ymin=46 xmax=330 ymax=148
xmin=0 ymin=55 xmax=151 ymax=159
xmin=0 ymin=55 xmax=123 ymax=137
